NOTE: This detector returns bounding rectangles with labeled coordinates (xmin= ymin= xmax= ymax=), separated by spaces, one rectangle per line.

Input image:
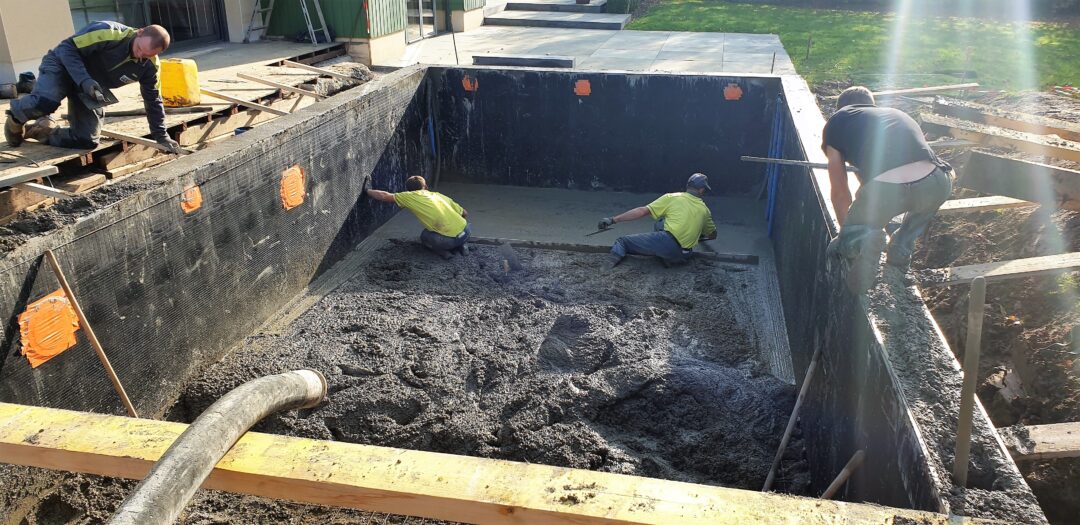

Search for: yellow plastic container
xmin=160 ymin=58 xmax=200 ymax=107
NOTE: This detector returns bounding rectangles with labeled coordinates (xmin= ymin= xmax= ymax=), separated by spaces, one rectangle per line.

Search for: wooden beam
xmin=960 ymin=150 xmax=1080 ymax=211
xmin=236 ymin=73 xmax=325 ymax=100
xmin=100 ymin=130 xmax=193 ymax=155
xmin=937 ymin=196 xmax=1037 ymax=215
xmin=199 ymin=89 xmax=289 ymax=116
xmin=0 ymin=165 xmax=59 ymax=188
xmin=1000 ymin=422 xmax=1080 ymax=462
xmin=14 ymin=182 xmax=76 ymax=199
xmin=920 ymin=252 xmax=1080 ymax=287
xmin=827 ymin=83 xmax=979 ymax=100
xmin=281 ymin=60 xmax=357 ymax=83
xmin=176 ymin=96 xmax=311 ymax=147
xmin=920 ymin=113 xmax=1080 ymax=163
xmin=933 ymin=98 xmax=1080 ymax=143
xmin=468 ymin=237 xmax=759 ymax=265
xmin=872 ymin=83 xmax=979 ymax=97
xmin=0 ymin=402 xmax=988 ymax=525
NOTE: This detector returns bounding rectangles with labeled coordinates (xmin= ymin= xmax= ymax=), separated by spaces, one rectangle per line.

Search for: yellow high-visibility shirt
xmin=394 ymin=190 xmax=467 ymax=237
xmin=646 ymin=192 xmax=716 ymax=249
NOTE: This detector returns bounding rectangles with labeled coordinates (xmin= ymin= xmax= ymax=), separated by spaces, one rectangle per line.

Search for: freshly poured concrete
xmin=377 ymin=182 xmax=794 ymax=382
xmin=395 ymin=28 xmax=795 ymax=74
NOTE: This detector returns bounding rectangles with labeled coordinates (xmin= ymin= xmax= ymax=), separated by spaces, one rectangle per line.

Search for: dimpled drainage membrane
xmin=151 ymin=242 xmax=808 ymax=520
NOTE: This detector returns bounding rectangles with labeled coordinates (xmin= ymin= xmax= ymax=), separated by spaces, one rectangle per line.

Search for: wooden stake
xmin=763 ymin=348 xmax=821 ymax=492
xmin=953 ymin=276 xmax=986 ymax=487
xmin=820 ymin=450 xmax=865 ymax=500
xmin=45 ymin=249 xmax=138 ymax=418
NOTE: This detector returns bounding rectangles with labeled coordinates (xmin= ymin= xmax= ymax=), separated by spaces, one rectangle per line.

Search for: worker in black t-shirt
xmin=822 ymin=86 xmax=952 ymax=293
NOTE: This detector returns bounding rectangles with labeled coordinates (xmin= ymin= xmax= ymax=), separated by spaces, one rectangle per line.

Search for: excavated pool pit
xmin=0 ymin=65 xmax=1046 ymax=523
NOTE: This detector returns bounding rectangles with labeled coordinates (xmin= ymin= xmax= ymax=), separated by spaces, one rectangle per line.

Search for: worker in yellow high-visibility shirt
xmin=598 ymin=173 xmax=717 ymax=268
xmin=367 ymin=176 xmax=471 ymax=260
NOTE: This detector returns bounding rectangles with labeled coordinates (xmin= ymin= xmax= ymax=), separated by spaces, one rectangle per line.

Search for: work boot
xmin=4 ymin=111 xmax=24 ymax=147
xmin=22 ymin=117 xmax=55 ymax=143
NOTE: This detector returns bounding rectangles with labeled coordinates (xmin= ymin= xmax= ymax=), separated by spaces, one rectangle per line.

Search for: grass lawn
xmin=627 ymin=0 xmax=1080 ymax=89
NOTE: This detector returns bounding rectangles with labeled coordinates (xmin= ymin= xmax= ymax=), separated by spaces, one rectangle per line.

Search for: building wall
xmin=0 ymin=0 xmax=75 ymax=84
xmin=266 ymin=0 xmax=407 ymax=40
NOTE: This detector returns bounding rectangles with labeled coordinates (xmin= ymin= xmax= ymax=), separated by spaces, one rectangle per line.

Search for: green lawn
xmin=627 ymin=0 xmax=1080 ymax=89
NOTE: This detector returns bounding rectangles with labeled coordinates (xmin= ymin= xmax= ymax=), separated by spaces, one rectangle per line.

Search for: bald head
xmin=133 ymin=25 xmax=170 ymax=59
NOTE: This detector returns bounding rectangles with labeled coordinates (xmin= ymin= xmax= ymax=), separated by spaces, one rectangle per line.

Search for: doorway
xmin=405 ymin=0 xmax=439 ymax=44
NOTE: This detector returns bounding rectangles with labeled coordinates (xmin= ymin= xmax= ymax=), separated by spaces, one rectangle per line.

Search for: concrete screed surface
xmin=395 ymin=28 xmax=796 ymax=74
xmin=151 ymin=186 xmax=806 ymax=521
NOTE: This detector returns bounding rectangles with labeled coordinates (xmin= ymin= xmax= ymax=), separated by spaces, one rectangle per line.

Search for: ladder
xmin=243 ymin=0 xmax=275 ymax=43
xmin=299 ymin=0 xmax=332 ymax=46
xmin=244 ymin=0 xmax=331 ymax=46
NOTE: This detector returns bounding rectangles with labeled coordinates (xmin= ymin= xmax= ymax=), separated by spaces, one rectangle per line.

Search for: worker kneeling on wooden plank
xmin=367 ymin=176 xmax=471 ymax=260
xmin=598 ymin=173 xmax=717 ymax=268
xmin=822 ymin=86 xmax=953 ymax=293
xmin=4 ymin=21 xmax=181 ymax=154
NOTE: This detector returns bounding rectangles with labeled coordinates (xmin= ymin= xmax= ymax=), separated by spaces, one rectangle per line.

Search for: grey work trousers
xmin=842 ymin=167 xmax=953 ymax=269
xmin=8 ymin=54 xmax=102 ymax=149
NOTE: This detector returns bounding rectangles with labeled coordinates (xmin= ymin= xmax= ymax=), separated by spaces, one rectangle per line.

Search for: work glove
xmin=156 ymin=136 xmax=183 ymax=155
xmin=598 ymin=217 xmax=615 ymax=230
xmin=80 ymin=79 xmax=105 ymax=103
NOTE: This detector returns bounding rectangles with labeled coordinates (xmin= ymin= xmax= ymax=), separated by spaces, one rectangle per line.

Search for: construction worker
xmin=598 ymin=173 xmax=717 ymax=268
xmin=367 ymin=176 xmax=471 ymax=259
xmin=4 ymin=21 xmax=181 ymax=153
xmin=822 ymin=86 xmax=952 ymax=292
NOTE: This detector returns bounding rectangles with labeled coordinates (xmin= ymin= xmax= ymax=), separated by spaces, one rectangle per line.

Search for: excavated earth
xmin=12 ymin=242 xmax=809 ymax=523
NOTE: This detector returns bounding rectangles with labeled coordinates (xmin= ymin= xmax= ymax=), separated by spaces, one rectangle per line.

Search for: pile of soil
xmin=909 ymin=90 xmax=1080 ymax=525
xmin=15 ymin=243 xmax=807 ymax=523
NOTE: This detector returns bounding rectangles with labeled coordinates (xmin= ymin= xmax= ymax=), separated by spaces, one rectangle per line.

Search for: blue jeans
xmin=8 ymin=53 xmax=102 ymax=149
xmin=420 ymin=224 xmax=470 ymax=253
xmin=611 ymin=220 xmax=691 ymax=264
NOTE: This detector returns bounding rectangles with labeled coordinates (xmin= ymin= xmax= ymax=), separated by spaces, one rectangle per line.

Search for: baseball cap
xmin=687 ymin=173 xmax=712 ymax=191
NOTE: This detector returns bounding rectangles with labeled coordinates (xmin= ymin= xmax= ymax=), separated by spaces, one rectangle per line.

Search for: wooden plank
xmin=57 ymin=173 xmax=107 ymax=193
xmin=0 ymin=187 xmax=51 ymax=223
xmin=175 ymin=96 xmax=310 ymax=146
xmin=937 ymin=196 xmax=1037 ymax=215
xmin=98 ymin=144 xmax=160 ymax=173
xmin=236 ymin=72 xmax=325 ymax=100
xmin=0 ymin=402 xmax=989 ymax=525
xmin=0 ymin=165 xmax=59 ymax=188
xmin=282 ymin=59 xmax=357 ymax=83
xmin=469 ymin=237 xmax=759 ymax=265
xmin=933 ymin=98 xmax=1080 ymax=143
xmin=920 ymin=113 xmax=1080 ymax=163
xmin=920 ymin=252 xmax=1080 ymax=287
xmin=961 ymin=150 xmax=1080 ymax=211
xmin=1001 ymin=422 xmax=1080 ymax=462
xmin=199 ymin=89 xmax=289 ymax=116
xmin=872 ymin=83 xmax=980 ymax=97
xmin=14 ymin=182 xmax=76 ymax=199
xmin=99 ymin=130 xmax=192 ymax=155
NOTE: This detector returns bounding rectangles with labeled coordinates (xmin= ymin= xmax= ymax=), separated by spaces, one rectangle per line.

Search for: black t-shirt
xmin=821 ymin=105 xmax=935 ymax=183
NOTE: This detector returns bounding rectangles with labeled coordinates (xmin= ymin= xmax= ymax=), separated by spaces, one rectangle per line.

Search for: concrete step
xmin=484 ymin=0 xmax=508 ymax=16
xmin=505 ymin=0 xmax=608 ymax=14
xmin=483 ymin=10 xmax=629 ymax=30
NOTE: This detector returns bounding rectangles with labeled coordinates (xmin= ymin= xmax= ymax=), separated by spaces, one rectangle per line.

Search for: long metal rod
xmin=45 ymin=249 xmax=138 ymax=418
xmin=953 ymin=276 xmax=987 ymax=487
xmin=762 ymin=348 xmax=821 ymax=492
xmin=108 ymin=369 xmax=327 ymax=524
xmin=741 ymin=156 xmax=842 ymax=171
xmin=820 ymin=450 xmax=866 ymax=499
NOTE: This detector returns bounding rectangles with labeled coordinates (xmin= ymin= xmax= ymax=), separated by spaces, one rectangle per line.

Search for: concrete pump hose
xmin=108 ymin=369 xmax=327 ymax=525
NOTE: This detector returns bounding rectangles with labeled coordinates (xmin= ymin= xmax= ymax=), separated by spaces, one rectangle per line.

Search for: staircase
xmin=485 ymin=0 xmax=630 ymax=30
